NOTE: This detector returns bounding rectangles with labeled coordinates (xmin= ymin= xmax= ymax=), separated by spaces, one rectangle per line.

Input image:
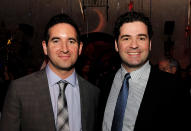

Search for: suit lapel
xmin=134 ymin=67 xmax=161 ymax=130
xmin=77 ymin=75 xmax=88 ymax=131
xmin=34 ymin=70 xmax=56 ymax=131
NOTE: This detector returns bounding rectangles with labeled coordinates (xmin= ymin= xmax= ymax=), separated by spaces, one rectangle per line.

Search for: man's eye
xmin=122 ymin=38 xmax=129 ymax=41
xmin=69 ymin=40 xmax=76 ymax=44
xmin=53 ymin=39 xmax=59 ymax=43
xmin=140 ymin=37 xmax=146 ymax=40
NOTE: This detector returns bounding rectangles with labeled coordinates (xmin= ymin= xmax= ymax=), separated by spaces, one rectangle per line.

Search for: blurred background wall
xmin=0 ymin=0 xmax=190 ymax=69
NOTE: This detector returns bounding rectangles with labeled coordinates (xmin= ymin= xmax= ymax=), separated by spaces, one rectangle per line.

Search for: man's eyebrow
xmin=138 ymin=34 xmax=148 ymax=37
xmin=50 ymin=37 xmax=60 ymax=41
xmin=120 ymin=34 xmax=131 ymax=39
xmin=120 ymin=34 xmax=148 ymax=39
xmin=68 ymin=37 xmax=77 ymax=42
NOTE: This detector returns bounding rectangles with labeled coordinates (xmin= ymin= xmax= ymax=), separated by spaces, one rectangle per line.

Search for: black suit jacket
xmin=0 ymin=69 xmax=100 ymax=131
xmin=99 ymin=64 xmax=190 ymax=131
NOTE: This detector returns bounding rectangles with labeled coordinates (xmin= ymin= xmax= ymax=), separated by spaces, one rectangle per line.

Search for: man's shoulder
xmin=14 ymin=70 xmax=45 ymax=83
xmin=5 ymin=70 xmax=47 ymax=98
xmin=77 ymin=74 xmax=99 ymax=91
xmin=10 ymin=70 xmax=47 ymax=90
xmin=149 ymin=65 xmax=182 ymax=87
xmin=150 ymin=65 xmax=176 ymax=79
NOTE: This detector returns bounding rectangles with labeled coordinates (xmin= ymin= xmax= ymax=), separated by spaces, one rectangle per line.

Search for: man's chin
xmin=50 ymin=61 xmax=75 ymax=71
xmin=123 ymin=61 xmax=147 ymax=68
xmin=58 ymin=65 xmax=75 ymax=71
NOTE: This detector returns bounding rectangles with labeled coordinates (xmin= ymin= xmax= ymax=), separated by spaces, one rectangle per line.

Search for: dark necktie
xmin=111 ymin=73 xmax=131 ymax=131
xmin=57 ymin=80 xmax=69 ymax=131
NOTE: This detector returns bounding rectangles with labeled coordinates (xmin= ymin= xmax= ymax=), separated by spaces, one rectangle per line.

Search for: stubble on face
xmin=121 ymin=53 xmax=150 ymax=68
xmin=48 ymin=56 xmax=76 ymax=71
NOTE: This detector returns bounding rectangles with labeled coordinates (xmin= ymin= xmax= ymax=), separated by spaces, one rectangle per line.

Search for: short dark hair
xmin=113 ymin=11 xmax=153 ymax=41
xmin=44 ymin=13 xmax=81 ymax=44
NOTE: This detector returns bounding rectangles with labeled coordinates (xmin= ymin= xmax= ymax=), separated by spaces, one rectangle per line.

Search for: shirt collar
xmin=45 ymin=65 xmax=77 ymax=87
xmin=120 ymin=61 xmax=151 ymax=81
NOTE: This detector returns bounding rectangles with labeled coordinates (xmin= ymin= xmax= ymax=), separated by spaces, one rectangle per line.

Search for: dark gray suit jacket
xmin=0 ymin=69 xmax=100 ymax=131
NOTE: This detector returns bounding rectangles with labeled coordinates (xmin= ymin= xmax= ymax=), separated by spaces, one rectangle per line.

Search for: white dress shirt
xmin=102 ymin=61 xmax=151 ymax=131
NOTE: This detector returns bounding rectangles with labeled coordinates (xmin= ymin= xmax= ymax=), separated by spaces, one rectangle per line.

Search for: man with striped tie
xmin=0 ymin=13 xmax=100 ymax=131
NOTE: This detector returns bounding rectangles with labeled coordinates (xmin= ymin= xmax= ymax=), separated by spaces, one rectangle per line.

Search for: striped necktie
xmin=57 ymin=80 xmax=69 ymax=131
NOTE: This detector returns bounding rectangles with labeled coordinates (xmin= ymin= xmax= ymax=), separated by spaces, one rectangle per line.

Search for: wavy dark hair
xmin=113 ymin=11 xmax=153 ymax=41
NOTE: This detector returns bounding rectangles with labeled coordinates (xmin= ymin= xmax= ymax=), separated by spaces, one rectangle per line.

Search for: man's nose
xmin=61 ymin=42 xmax=69 ymax=53
xmin=130 ymin=39 xmax=138 ymax=48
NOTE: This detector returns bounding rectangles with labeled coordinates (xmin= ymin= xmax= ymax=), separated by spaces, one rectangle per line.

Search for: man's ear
xmin=78 ymin=42 xmax=83 ymax=55
xmin=42 ymin=41 xmax=48 ymax=55
xmin=115 ymin=40 xmax=119 ymax=52
xmin=149 ymin=40 xmax=152 ymax=51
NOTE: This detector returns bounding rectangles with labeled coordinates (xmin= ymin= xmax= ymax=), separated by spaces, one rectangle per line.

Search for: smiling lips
xmin=127 ymin=51 xmax=141 ymax=59
xmin=128 ymin=52 xmax=140 ymax=55
xmin=58 ymin=55 xmax=70 ymax=60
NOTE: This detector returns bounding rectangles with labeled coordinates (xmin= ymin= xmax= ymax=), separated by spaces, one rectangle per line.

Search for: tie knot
xmin=57 ymin=80 xmax=68 ymax=91
xmin=124 ymin=73 xmax=131 ymax=81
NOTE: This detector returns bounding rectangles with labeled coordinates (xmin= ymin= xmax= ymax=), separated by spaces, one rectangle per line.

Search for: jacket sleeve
xmin=0 ymin=82 xmax=21 ymax=131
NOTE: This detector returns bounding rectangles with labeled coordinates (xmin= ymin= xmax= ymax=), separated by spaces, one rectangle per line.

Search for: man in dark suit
xmin=101 ymin=11 xmax=190 ymax=131
xmin=0 ymin=13 xmax=100 ymax=131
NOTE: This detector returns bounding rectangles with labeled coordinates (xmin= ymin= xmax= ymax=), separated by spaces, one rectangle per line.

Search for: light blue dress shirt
xmin=46 ymin=65 xmax=82 ymax=131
